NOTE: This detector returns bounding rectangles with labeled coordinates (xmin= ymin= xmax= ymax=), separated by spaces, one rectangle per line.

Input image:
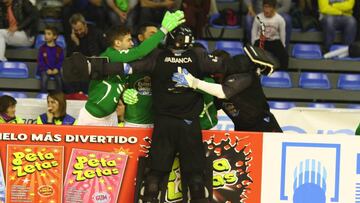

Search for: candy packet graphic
xmin=6 ymin=145 xmax=64 ymax=203
xmin=64 ymin=148 xmax=128 ymax=203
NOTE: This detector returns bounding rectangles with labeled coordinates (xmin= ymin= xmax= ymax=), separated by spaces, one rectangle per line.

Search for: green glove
xmin=122 ymin=89 xmax=138 ymax=105
xmin=115 ymin=0 xmax=128 ymax=12
xmin=161 ymin=10 xmax=186 ymax=33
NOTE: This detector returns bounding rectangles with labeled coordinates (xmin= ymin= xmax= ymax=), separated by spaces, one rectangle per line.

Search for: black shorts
xmin=149 ymin=115 xmax=206 ymax=173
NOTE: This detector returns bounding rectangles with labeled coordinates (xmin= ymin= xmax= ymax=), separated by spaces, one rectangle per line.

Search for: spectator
xmin=106 ymin=0 xmax=128 ymax=26
xmin=62 ymin=0 xmax=107 ymax=36
xmin=252 ymin=0 xmax=289 ymax=68
xmin=319 ymin=0 xmax=357 ymax=52
xmin=245 ymin=0 xmax=291 ymax=47
xmin=291 ymin=0 xmax=319 ymax=32
xmin=353 ymin=0 xmax=360 ymax=40
xmin=182 ymin=0 xmax=210 ymax=38
xmin=0 ymin=95 xmax=24 ymax=124
xmin=0 ymin=0 xmax=39 ymax=61
xmin=37 ymin=26 xmax=64 ymax=93
xmin=138 ymin=0 xmax=174 ymax=25
xmin=67 ymin=13 xmax=106 ymax=56
xmin=36 ymin=91 xmax=76 ymax=125
xmin=116 ymin=100 xmax=125 ymax=127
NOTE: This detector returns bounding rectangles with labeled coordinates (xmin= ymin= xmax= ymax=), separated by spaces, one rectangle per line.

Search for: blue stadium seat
xmin=261 ymin=71 xmax=292 ymax=88
xmin=337 ymin=74 xmax=360 ymax=90
xmin=195 ymin=40 xmax=209 ymax=51
xmin=347 ymin=104 xmax=360 ymax=109
xmin=308 ymin=103 xmax=335 ymax=108
xmin=35 ymin=34 xmax=66 ymax=49
xmin=292 ymin=43 xmax=322 ymax=59
xmin=299 ymin=72 xmax=331 ymax=89
xmin=329 ymin=45 xmax=360 ymax=61
xmin=0 ymin=91 xmax=27 ymax=98
xmin=0 ymin=62 xmax=29 ymax=78
xmin=209 ymin=13 xmax=240 ymax=29
xmin=37 ymin=93 xmax=48 ymax=99
xmin=268 ymin=101 xmax=296 ymax=109
xmin=216 ymin=41 xmax=244 ymax=56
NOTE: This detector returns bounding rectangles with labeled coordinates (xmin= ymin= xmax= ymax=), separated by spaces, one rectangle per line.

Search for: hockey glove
xmin=172 ymin=67 xmax=199 ymax=89
xmin=161 ymin=10 xmax=185 ymax=33
xmin=243 ymin=44 xmax=279 ymax=76
xmin=122 ymin=89 xmax=138 ymax=105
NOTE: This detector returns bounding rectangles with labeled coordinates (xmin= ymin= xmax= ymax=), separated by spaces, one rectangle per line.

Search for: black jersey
xmin=129 ymin=47 xmax=226 ymax=119
xmin=215 ymin=57 xmax=271 ymax=129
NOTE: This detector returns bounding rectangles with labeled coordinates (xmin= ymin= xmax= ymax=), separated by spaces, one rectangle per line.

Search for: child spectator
xmin=37 ymin=26 xmax=64 ymax=93
xmin=0 ymin=95 xmax=24 ymax=124
xmin=252 ymin=0 xmax=289 ymax=68
xmin=36 ymin=91 xmax=76 ymax=125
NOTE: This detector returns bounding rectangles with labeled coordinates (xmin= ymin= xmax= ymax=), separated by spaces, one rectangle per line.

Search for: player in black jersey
xmin=172 ymin=49 xmax=283 ymax=132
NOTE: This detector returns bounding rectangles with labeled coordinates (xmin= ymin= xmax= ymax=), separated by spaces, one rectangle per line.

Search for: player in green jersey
xmin=122 ymin=23 xmax=158 ymax=128
xmin=77 ymin=11 xmax=185 ymax=126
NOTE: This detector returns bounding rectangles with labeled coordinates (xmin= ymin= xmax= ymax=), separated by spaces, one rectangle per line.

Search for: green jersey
xmin=85 ymin=30 xmax=165 ymax=118
xmin=200 ymin=78 xmax=218 ymax=130
xmin=124 ymin=74 xmax=153 ymax=124
xmin=356 ymin=123 xmax=360 ymax=135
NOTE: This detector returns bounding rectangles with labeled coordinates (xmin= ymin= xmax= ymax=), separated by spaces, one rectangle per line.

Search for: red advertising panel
xmin=0 ymin=124 xmax=263 ymax=202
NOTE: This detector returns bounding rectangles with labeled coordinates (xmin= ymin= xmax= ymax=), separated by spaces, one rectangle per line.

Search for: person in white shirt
xmin=251 ymin=0 xmax=289 ymax=69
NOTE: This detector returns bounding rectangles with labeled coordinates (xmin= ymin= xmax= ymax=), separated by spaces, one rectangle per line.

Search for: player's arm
xmin=172 ymin=68 xmax=252 ymax=99
xmin=103 ymin=10 xmax=185 ymax=63
xmin=193 ymin=47 xmax=228 ymax=74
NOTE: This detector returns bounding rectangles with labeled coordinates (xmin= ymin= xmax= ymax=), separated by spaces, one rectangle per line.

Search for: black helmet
xmin=166 ymin=26 xmax=194 ymax=50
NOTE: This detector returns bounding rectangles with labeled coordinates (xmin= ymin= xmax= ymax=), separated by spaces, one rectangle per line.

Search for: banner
xmin=6 ymin=145 xmax=64 ymax=203
xmin=261 ymin=133 xmax=360 ymax=203
xmin=214 ymin=108 xmax=360 ymax=135
xmin=0 ymin=124 xmax=263 ymax=203
xmin=14 ymin=99 xmax=360 ymax=135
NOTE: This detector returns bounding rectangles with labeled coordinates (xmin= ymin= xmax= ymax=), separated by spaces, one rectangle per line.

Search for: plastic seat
xmin=209 ymin=13 xmax=240 ymax=29
xmin=215 ymin=41 xmax=244 ymax=56
xmin=37 ymin=93 xmax=48 ymax=99
xmin=308 ymin=103 xmax=335 ymax=108
xmin=0 ymin=91 xmax=27 ymax=98
xmin=194 ymin=40 xmax=209 ymax=51
xmin=268 ymin=101 xmax=296 ymax=109
xmin=299 ymin=72 xmax=331 ymax=89
xmin=347 ymin=104 xmax=360 ymax=109
xmin=329 ymin=45 xmax=360 ymax=61
xmin=0 ymin=62 xmax=29 ymax=78
xmin=292 ymin=43 xmax=322 ymax=59
xmin=337 ymin=74 xmax=360 ymax=90
xmin=35 ymin=34 xmax=66 ymax=49
xmin=261 ymin=71 xmax=292 ymax=88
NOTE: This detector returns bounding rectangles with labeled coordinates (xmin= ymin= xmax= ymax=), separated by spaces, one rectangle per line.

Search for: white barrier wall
xmin=15 ymin=99 xmax=360 ymax=135
xmin=261 ymin=133 xmax=360 ymax=203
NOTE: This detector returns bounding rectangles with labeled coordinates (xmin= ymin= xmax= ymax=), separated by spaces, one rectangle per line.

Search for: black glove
xmin=243 ymin=44 xmax=279 ymax=76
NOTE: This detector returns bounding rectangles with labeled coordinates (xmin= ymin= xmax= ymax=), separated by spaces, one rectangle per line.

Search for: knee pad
xmin=186 ymin=173 xmax=207 ymax=200
xmin=141 ymin=171 xmax=165 ymax=202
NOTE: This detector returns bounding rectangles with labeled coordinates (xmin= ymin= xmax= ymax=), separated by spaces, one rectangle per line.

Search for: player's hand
xmin=122 ymin=88 xmax=138 ymax=105
xmin=172 ymin=67 xmax=198 ymax=89
xmin=161 ymin=10 xmax=185 ymax=33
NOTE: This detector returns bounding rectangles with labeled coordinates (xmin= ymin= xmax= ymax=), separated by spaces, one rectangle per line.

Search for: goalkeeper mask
xmin=166 ymin=26 xmax=195 ymax=50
